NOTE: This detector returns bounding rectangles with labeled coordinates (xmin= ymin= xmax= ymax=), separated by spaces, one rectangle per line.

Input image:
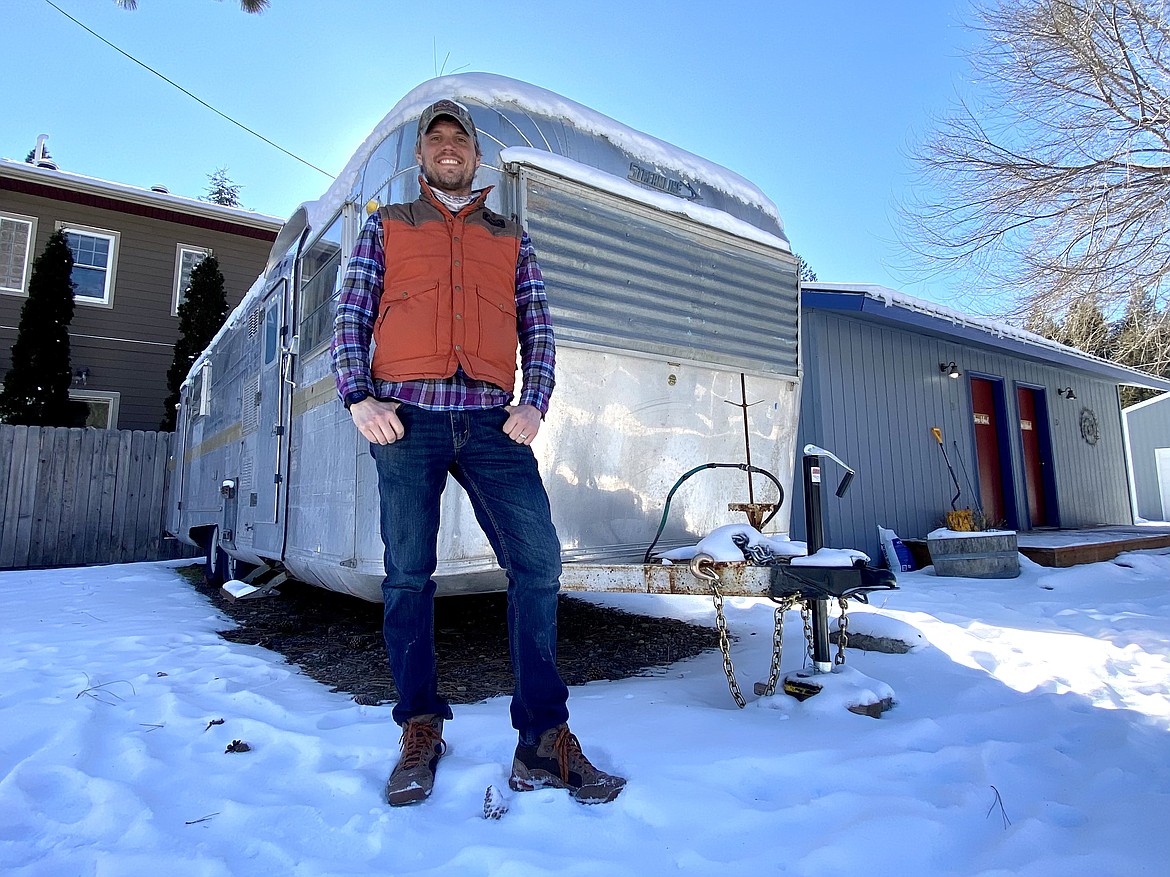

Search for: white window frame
xmin=69 ymin=390 xmax=121 ymax=429
xmin=173 ymin=244 xmax=212 ymax=315
xmin=0 ymin=211 xmax=37 ymax=296
xmin=57 ymin=222 xmax=120 ymax=308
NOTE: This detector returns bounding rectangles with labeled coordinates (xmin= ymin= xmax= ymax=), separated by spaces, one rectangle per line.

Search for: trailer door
xmin=252 ymin=279 xmax=291 ymax=543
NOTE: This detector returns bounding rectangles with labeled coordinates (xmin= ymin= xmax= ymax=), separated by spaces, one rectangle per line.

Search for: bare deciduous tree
xmin=115 ymin=1 xmax=269 ymax=12
xmin=905 ymin=0 xmax=1170 ymax=318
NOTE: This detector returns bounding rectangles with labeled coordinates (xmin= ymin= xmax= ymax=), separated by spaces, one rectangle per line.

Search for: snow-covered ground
xmin=2 ymin=551 xmax=1169 ymax=876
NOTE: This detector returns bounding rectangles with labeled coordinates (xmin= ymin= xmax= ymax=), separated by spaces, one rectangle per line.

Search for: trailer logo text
xmin=628 ymin=163 xmax=700 ymax=201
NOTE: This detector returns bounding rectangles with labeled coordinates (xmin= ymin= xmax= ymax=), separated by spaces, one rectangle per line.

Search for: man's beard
xmin=422 ymin=158 xmax=477 ymax=194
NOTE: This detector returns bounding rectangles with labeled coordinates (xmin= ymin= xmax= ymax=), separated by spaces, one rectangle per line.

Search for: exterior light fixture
xmin=1058 ymin=387 xmax=1077 ymax=400
xmin=939 ymin=361 xmax=961 ymax=379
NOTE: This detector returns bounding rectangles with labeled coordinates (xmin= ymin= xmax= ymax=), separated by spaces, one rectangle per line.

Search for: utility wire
xmin=43 ymin=0 xmax=334 ymax=179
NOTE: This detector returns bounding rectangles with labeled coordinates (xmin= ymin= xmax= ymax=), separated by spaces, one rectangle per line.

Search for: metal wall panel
xmin=1124 ymin=396 xmax=1170 ymax=520
xmin=794 ymin=309 xmax=1134 ymax=560
xmin=521 ymin=170 xmax=799 ymax=377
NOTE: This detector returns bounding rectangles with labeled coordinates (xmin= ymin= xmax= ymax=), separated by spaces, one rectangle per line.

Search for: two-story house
xmin=1 ymin=155 xmax=281 ymax=430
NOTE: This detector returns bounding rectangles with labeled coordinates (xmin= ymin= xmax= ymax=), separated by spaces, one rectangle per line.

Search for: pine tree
xmin=204 ymin=168 xmax=242 ymax=208
xmin=25 ymin=146 xmax=52 ymax=164
xmin=1111 ymin=292 xmax=1170 ymax=406
xmin=1023 ymin=305 xmax=1061 ymax=341
xmin=161 ymin=254 xmax=228 ymax=430
xmin=796 ymin=254 xmax=818 ymax=283
xmin=1050 ymin=297 xmax=1112 ymax=359
xmin=1026 ymin=293 xmax=1169 ymax=409
xmin=0 ymin=230 xmax=87 ymax=426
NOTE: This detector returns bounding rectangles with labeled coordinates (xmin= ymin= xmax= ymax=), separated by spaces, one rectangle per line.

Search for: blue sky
xmin=6 ymin=0 xmax=987 ymax=310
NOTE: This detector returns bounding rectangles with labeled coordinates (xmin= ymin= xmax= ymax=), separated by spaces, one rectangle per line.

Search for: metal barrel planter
xmin=927 ymin=530 xmax=1020 ymax=579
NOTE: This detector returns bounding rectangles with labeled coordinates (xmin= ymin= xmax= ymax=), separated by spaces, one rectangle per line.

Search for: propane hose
xmin=642 ymin=463 xmax=785 ymax=564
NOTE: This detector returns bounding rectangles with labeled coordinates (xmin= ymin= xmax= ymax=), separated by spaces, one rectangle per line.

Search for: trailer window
xmin=190 ymin=371 xmax=204 ymax=417
xmin=298 ymin=214 xmax=344 ymax=353
xmin=360 ymin=129 xmax=401 ymax=207
xmin=192 ymin=361 xmax=211 ymax=416
xmin=264 ymin=302 xmax=279 ymax=366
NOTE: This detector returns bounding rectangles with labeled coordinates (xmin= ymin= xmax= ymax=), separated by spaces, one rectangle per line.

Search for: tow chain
xmin=835 ymin=596 xmax=850 ymax=666
xmin=759 ymin=597 xmax=796 ymax=697
xmin=801 ymin=601 xmax=814 ymax=667
xmin=688 ymin=555 xmax=857 ymax=705
xmin=690 ymin=554 xmax=746 ymax=708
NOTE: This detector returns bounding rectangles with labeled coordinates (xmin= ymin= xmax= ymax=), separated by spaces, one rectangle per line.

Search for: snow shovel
xmin=931 ymin=427 xmax=963 ymax=512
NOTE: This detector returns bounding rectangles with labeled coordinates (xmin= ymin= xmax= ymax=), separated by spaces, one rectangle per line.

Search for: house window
xmin=60 ymin=224 xmax=119 ymax=306
xmin=173 ymin=245 xmax=211 ymax=315
xmin=69 ymin=390 xmax=121 ymax=429
xmin=0 ymin=212 xmax=36 ymax=295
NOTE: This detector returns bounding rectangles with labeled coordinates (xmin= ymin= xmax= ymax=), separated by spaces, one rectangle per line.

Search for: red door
xmin=1017 ymin=387 xmax=1053 ymax=527
xmin=971 ymin=378 xmax=1006 ymax=523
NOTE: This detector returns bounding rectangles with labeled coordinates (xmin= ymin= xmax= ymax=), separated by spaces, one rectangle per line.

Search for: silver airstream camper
xmin=166 ymin=74 xmax=802 ymax=602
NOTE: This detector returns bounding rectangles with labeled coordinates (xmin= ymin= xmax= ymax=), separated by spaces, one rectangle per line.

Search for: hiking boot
xmin=509 ymin=724 xmax=626 ymax=804
xmin=385 ymin=714 xmax=446 ymax=806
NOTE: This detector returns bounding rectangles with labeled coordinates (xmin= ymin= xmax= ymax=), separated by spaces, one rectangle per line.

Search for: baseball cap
xmin=416 ymin=99 xmax=479 ymax=149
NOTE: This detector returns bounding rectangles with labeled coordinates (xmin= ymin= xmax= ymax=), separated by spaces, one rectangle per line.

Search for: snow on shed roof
xmin=803 ymin=282 xmax=1170 ymax=391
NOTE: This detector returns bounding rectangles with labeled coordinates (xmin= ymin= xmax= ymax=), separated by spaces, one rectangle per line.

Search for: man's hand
xmin=350 ymin=397 xmax=404 ymax=444
xmin=503 ymin=404 xmax=542 ymax=445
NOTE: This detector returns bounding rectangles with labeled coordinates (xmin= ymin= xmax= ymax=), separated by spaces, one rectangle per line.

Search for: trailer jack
xmin=221 ymin=562 xmax=290 ymax=602
xmin=687 ymin=443 xmax=898 ymax=714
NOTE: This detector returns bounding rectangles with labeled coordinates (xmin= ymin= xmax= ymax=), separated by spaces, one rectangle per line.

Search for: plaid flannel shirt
xmin=331 ymin=208 xmax=556 ymax=415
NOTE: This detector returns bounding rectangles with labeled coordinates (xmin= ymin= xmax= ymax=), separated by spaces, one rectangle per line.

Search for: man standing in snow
xmin=331 ymin=99 xmax=625 ymax=807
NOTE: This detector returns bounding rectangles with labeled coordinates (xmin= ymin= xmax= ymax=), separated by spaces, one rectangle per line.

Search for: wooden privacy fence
xmin=0 ymin=424 xmax=196 ymax=570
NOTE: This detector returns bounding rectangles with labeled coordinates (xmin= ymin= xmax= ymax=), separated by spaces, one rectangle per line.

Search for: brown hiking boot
xmin=509 ymin=724 xmax=626 ymax=804
xmin=385 ymin=715 xmax=446 ymax=806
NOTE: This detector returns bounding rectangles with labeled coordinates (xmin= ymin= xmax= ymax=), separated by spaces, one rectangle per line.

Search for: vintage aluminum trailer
xmin=166 ymin=74 xmax=803 ymax=602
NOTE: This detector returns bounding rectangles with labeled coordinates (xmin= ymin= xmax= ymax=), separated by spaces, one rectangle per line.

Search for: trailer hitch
xmin=691 ymin=553 xmax=896 ymax=708
xmin=770 ymin=561 xmax=897 ymax=603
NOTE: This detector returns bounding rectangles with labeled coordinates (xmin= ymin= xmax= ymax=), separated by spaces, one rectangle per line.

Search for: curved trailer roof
xmin=200 ymin=74 xmax=794 ymax=384
xmin=308 ymin=72 xmax=788 ymax=244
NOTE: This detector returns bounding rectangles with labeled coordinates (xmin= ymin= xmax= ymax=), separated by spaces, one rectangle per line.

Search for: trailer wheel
xmin=198 ymin=528 xmax=242 ymax=587
xmin=203 ymin=540 xmax=227 ymax=587
xmin=210 ymin=545 xmax=255 ymax=586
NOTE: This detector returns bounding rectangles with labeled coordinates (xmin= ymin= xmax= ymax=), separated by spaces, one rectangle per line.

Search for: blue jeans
xmin=369 ymin=405 xmax=569 ymax=744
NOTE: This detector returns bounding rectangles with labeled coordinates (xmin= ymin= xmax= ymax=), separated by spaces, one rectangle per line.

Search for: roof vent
xmin=151 ymin=184 xmax=170 ymax=194
xmin=33 ymin=133 xmax=58 ymax=171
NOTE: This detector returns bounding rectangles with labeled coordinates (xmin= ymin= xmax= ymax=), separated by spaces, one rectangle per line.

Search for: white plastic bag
xmin=878 ymin=525 xmax=915 ymax=572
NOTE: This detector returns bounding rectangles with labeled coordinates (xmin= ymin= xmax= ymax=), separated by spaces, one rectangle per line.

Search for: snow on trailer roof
xmin=803 ymin=282 xmax=1170 ymax=391
xmin=188 ymin=75 xmax=792 ymax=386
xmin=499 ymin=147 xmax=790 ymax=254
xmin=308 ymin=73 xmax=786 ymax=239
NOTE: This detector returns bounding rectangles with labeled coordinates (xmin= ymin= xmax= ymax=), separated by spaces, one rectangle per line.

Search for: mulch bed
xmin=181 ymin=567 xmax=719 ymax=705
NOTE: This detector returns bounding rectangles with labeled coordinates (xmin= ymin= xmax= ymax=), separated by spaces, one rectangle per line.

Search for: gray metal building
xmin=790 ymin=283 xmax=1170 ymax=560
xmin=1123 ymin=394 xmax=1170 ymax=522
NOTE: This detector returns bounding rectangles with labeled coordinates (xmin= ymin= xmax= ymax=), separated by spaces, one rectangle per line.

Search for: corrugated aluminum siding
xmin=520 ymin=169 xmax=799 ymax=376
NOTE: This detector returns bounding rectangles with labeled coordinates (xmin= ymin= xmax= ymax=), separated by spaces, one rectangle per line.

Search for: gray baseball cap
xmin=416 ymin=99 xmax=479 ymax=150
